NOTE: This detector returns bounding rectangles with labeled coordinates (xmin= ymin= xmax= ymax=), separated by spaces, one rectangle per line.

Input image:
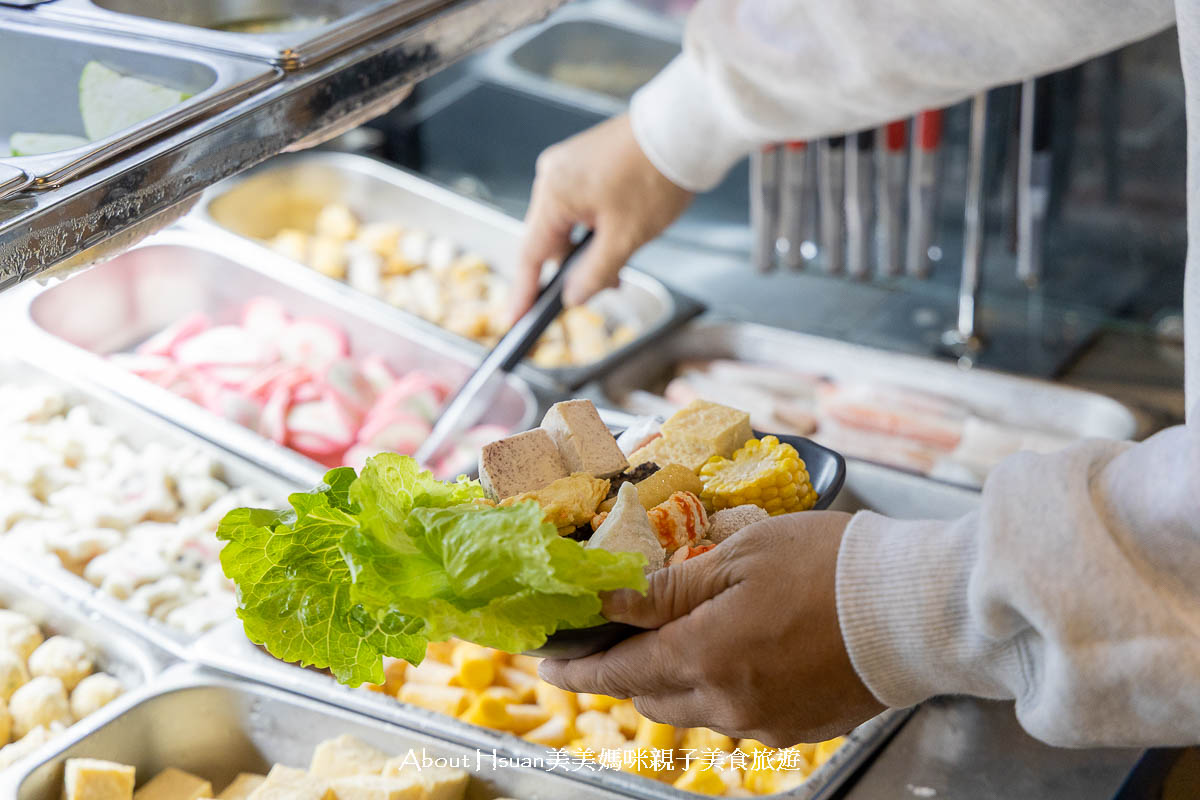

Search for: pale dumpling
xmin=587 ymin=482 xmax=666 ymax=573
xmin=0 ymin=649 xmax=29 ymax=702
xmin=0 ymin=611 xmax=43 ymax=662
xmin=70 ymin=673 xmax=122 ymax=720
xmin=0 ymin=697 xmax=10 ymax=746
xmin=28 ymin=636 xmax=93 ymax=691
xmin=9 ymin=676 xmax=72 ymax=739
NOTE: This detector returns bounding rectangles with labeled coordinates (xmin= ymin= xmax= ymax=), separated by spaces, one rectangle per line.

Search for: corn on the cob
xmin=699 ymin=436 xmax=818 ymax=515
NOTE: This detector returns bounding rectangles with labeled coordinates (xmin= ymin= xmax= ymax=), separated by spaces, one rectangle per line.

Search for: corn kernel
xmin=399 ymin=684 xmax=470 ymax=717
xmin=635 ymin=718 xmax=676 ymax=750
xmin=673 ymin=762 xmax=726 ymax=795
xmin=680 ymin=728 xmax=735 ymax=753
xmin=523 ymin=714 xmax=577 ymax=748
xmin=462 ymin=692 xmax=512 ymax=729
xmin=535 ymin=682 xmax=578 ymax=720
xmin=813 ymin=737 xmax=845 ymax=767
xmin=578 ymin=693 xmax=620 ymax=712
xmin=452 ymin=642 xmax=496 ymax=690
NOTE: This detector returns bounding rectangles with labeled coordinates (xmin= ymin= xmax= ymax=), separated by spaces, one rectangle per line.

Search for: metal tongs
xmin=414 ymin=230 xmax=595 ymax=467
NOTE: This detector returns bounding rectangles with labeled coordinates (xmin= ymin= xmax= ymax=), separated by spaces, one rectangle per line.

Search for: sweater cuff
xmin=629 ymin=56 xmax=760 ymax=193
xmin=836 ymin=510 xmax=1022 ymax=708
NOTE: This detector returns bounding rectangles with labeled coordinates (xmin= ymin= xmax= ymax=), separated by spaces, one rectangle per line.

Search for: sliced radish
xmin=358 ymin=355 xmax=395 ymax=395
xmin=277 ymin=319 xmax=349 ymax=368
xmin=343 ymin=444 xmax=376 ymax=470
xmin=201 ymin=385 xmax=262 ymax=429
xmin=242 ymin=363 xmax=309 ymax=402
xmin=357 ymin=412 xmax=431 ymax=456
xmin=174 ymin=325 xmax=274 ymax=367
xmin=287 ymin=399 xmax=355 ymax=453
xmin=110 ymin=353 xmax=174 ymax=379
xmin=241 ymin=297 xmax=291 ymax=342
xmin=259 ymin=385 xmax=292 ymax=445
xmin=324 ymin=358 xmax=375 ymax=414
xmin=198 ymin=364 xmax=260 ymax=387
xmin=291 ymin=380 xmax=325 ymax=405
xmin=135 ymin=312 xmax=211 ymax=357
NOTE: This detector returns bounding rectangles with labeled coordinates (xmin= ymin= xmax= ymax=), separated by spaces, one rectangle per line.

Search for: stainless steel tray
xmin=1 ymin=665 xmax=639 ymax=799
xmin=32 ymin=0 xmax=453 ymax=70
xmin=0 ymin=14 xmax=278 ymax=194
xmin=192 ymin=150 xmax=704 ymax=389
xmin=0 ymin=569 xmax=163 ymax=777
xmin=595 ymin=320 xmax=1141 ymax=484
xmin=479 ymin=0 xmax=681 ymax=116
xmin=190 ymin=620 xmax=908 ymax=800
xmin=0 ymin=357 xmax=297 ymax=660
xmin=15 ymin=227 xmax=539 ymax=488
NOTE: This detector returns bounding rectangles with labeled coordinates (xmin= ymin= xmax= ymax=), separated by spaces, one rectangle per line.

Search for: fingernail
xmin=537 ymin=660 xmax=558 ymax=681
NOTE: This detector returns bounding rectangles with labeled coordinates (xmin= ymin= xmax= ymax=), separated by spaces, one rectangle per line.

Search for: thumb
xmin=513 ymin=192 xmax=572 ymax=322
xmin=562 ymin=225 xmax=632 ymax=307
xmin=602 ymin=547 xmax=740 ymax=630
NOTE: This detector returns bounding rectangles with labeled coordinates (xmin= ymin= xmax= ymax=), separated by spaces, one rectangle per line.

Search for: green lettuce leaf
xmin=218 ymin=454 xmax=647 ymax=686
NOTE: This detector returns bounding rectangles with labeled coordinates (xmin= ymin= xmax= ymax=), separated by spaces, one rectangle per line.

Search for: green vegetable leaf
xmin=218 ymin=453 xmax=647 ymax=687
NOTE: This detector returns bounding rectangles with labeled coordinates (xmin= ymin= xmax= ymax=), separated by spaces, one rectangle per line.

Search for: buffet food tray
xmin=192 ymin=150 xmax=704 ymax=389
xmin=14 ymin=227 xmax=539 ymax=489
xmin=0 ymin=14 xmax=279 ymax=195
xmin=30 ymin=0 xmax=453 ymax=70
xmin=479 ymin=0 xmax=681 ymax=116
xmin=0 ymin=568 xmax=163 ymax=776
xmin=0 ymin=357 xmax=297 ymax=660
xmin=596 ymin=320 xmax=1141 ymax=479
xmin=189 ymin=620 xmax=908 ymax=800
xmin=0 ymin=665 xmax=640 ymax=799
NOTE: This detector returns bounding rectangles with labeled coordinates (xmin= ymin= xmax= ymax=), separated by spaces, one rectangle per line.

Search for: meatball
xmin=0 ymin=649 xmax=29 ymax=702
xmin=69 ymin=673 xmax=122 ymax=720
xmin=9 ymin=676 xmax=72 ymax=739
xmin=27 ymin=636 xmax=93 ymax=691
xmin=0 ymin=611 xmax=43 ymax=662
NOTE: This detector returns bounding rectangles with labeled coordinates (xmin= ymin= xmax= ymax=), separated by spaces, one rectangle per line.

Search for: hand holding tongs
xmin=414 ymin=231 xmax=594 ymax=467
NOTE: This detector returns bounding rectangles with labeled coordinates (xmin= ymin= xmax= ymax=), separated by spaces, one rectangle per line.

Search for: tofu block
xmin=380 ymin=760 xmax=469 ymax=800
xmin=247 ymin=765 xmax=333 ymax=800
xmin=628 ymin=436 xmax=719 ymax=473
xmin=540 ymin=400 xmax=628 ymax=477
xmin=309 ymin=735 xmax=390 ymax=779
xmin=64 ymin=758 xmax=136 ymax=800
xmin=326 ymin=775 xmax=425 ymax=800
xmin=498 ymin=474 xmax=609 ymax=531
xmin=661 ymin=400 xmax=753 ymax=459
xmin=216 ymin=774 xmax=266 ymax=800
xmin=599 ymin=463 xmax=703 ymax=513
xmin=134 ymin=767 xmax=213 ymax=800
xmin=588 ymin=483 xmax=665 ymax=573
xmin=478 ymin=429 xmax=568 ymax=500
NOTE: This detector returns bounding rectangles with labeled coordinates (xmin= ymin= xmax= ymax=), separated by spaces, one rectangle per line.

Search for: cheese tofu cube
xmin=246 ymin=765 xmax=333 ymax=800
xmin=380 ymin=760 xmax=469 ymax=800
xmin=540 ymin=400 xmax=628 ymax=477
xmin=478 ymin=429 xmax=568 ymax=500
xmin=326 ymin=775 xmax=425 ymax=800
xmin=628 ymin=436 xmax=719 ymax=473
xmin=309 ymin=735 xmax=390 ymax=779
xmin=661 ymin=400 xmax=753 ymax=459
xmin=216 ymin=774 xmax=266 ymax=800
xmin=64 ymin=758 xmax=136 ymax=800
xmin=134 ymin=767 xmax=213 ymax=800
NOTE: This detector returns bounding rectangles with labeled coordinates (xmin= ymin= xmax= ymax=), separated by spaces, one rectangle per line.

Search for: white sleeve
xmin=835 ymin=424 xmax=1200 ymax=747
xmin=631 ymin=0 xmax=1176 ymax=191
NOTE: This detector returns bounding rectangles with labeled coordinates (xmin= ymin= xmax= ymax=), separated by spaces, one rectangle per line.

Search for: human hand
xmin=511 ymin=113 xmax=693 ymax=318
xmin=539 ymin=511 xmax=885 ymax=747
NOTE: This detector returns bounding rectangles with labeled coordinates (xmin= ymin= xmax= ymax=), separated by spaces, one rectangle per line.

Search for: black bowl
xmin=527 ymin=432 xmax=846 ymax=659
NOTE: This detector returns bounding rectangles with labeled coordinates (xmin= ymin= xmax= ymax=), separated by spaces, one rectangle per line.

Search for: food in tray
xmin=111 ymin=296 xmax=507 ymax=478
xmin=60 ymin=734 xmax=525 ymax=800
xmin=5 ymin=62 xmax=187 ymax=157
xmin=260 ymin=203 xmax=637 ymax=368
xmin=0 ymin=382 xmax=269 ymax=636
xmin=0 ymin=610 xmax=122 ymax=773
xmin=365 ymin=641 xmax=846 ymax=797
xmin=213 ymin=15 xmax=331 ymax=33
xmin=625 ymin=359 xmax=1080 ymax=487
xmin=218 ymin=398 xmax=817 ymax=683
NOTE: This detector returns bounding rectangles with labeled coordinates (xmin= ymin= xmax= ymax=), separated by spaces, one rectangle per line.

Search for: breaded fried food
xmin=500 ymin=474 xmax=610 ymax=532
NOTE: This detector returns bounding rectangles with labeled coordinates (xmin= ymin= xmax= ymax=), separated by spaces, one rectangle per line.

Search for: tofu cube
xmin=380 ymin=759 xmax=469 ymax=800
xmin=134 ymin=767 xmax=213 ymax=800
xmin=478 ymin=429 xmax=568 ymax=500
xmin=540 ymin=400 xmax=628 ymax=477
xmin=64 ymin=758 xmax=136 ymax=800
xmin=661 ymin=400 xmax=753 ymax=460
xmin=246 ymin=765 xmax=333 ymax=800
xmin=326 ymin=775 xmax=425 ymax=800
xmin=628 ymin=436 xmax=719 ymax=473
xmin=309 ymin=735 xmax=390 ymax=779
xmin=216 ymin=773 xmax=266 ymax=800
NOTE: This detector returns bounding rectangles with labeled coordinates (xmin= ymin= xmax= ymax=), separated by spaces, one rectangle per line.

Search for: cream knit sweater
xmin=630 ymin=0 xmax=1199 ymax=746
